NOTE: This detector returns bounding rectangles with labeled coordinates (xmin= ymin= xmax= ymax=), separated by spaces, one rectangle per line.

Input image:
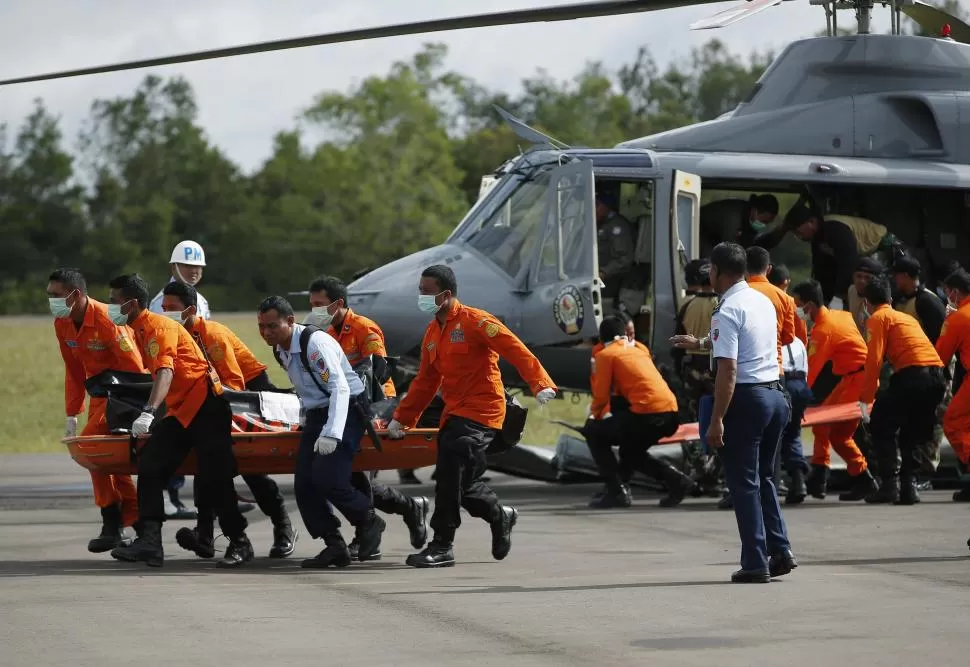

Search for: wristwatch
xmin=142 ymin=404 xmax=156 ymax=415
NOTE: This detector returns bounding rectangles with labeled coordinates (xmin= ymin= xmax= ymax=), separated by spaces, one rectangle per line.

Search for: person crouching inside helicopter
xmin=584 ymin=315 xmax=695 ymax=509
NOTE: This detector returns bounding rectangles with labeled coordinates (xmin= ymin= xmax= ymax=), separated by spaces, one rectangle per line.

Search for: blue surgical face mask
xmin=49 ymin=297 xmax=71 ymax=318
xmin=418 ymin=294 xmax=441 ymax=314
xmin=750 ymin=218 xmax=766 ymax=233
xmin=108 ymin=302 xmax=129 ymax=326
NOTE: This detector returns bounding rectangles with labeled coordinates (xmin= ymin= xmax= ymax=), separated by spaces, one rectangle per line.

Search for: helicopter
xmin=5 ymin=0 xmax=970 ymax=397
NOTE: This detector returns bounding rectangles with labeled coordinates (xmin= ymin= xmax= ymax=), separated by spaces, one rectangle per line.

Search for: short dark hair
xmin=599 ymin=314 xmax=626 ymax=341
xmin=750 ymin=194 xmax=779 ymax=215
xmin=108 ymin=274 xmax=150 ymax=309
xmin=784 ymin=204 xmax=819 ymax=229
xmin=710 ymin=242 xmax=746 ymax=277
xmin=892 ymin=255 xmax=921 ymax=279
xmin=258 ymin=295 xmax=294 ymax=318
xmin=308 ymin=275 xmax=347 ymax=304
xmin=767 ymin=263 xmax=790 ymax=287
xmin=746 ymin=246 xmax=771 ymax=275
xmin=944 ymin=269 xmax=970 ymax=294
xmin=422 ymin=264 xmax=458 ymax=295
xmin=49 ymin=268 xmax=87 ymax=295
xmin=791 ymin=280 xmax=824 ymax=308
xmin=162 ymin=281 xmax=197 ymax=309
xmin=862 ymin=275 xmax=892 ymax=306
xmin=685 ymin=259 xmax=711 ymax=286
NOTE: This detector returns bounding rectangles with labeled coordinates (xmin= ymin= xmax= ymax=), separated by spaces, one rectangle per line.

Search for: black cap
xmin=892 ymin=255 xmax=921 ymax=278
xmin=855 ymin=256 xmax=884 ymax=275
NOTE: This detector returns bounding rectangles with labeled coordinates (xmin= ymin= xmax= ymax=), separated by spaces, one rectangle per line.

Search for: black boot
xmin=268 ymin=514 xmax=297 ymax=559
xmin=659 ymin=465 xmax=696 ymax=508
xmin=894 ymin=475 xmax=921 ymax=505
xmin=406 ymin=539 xmax=455 ymax=568
xmin=348 ymin=538 xmax=360 ymax=561
xmin=217 ymin=534 xmax=255 ymax=568
xmin=88 ymin=504 xmax=126 ymax=553
xmin=784 ymin=468 xmax=808 ymax=505
xmin=952 ymin=475 xmax=970 ymax=502
xmin=302 ymin=534 xmax=352 ymax=569
xmin=175 ymin=518 xmax=215 ymax=559
xmin=403 ymin=496 xmax=430 ymax=549
xmin=588 ymin=484 xmax=633 ymax=509
xmin=865 ymin=475 xmax=899 ymax=504
xmin=838 ymin=469 xmax=879 ymax=502
xmin=111 ymin=519 xmax=164 ymax=567
xmin=355 ymin=511 xmax=386 ymax=561
xmin=805 ymin=464 xmax=829 ymax=499
xmin=490 ymin=506 xmax=518 ymax=561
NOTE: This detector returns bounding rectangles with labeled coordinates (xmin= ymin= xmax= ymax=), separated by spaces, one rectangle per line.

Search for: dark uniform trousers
xmin=778 ymin=375 xmax=811 ymax=476
xmin=720 ymin=382 xmax=792 ymax=572
xmin=431 ymin=416 xmax=501 ymax=544
xmin=295 ymin=405 xmax=372 ymax=540
xmin=350 ymin=472 xmax=411 ymax=516
xmin=192 ymin=370 xmax=288 ymax=524
xmin=869 ymin=366 xmax=945 ymax=483
xmin=137 ymin=389 xmax=248 ymax=539
xmin=584 ymin=411 xmax=680 ymax=492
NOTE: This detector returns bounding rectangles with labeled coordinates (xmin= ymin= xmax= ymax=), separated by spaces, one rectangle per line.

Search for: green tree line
xmin=0 ymin=38 xmax=783 ymax=313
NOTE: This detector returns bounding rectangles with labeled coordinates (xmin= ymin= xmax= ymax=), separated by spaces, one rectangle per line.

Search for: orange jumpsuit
xmin=327 ymin=309 xmax=397 ymax=398
xmin=795 ymin=316 xmax=808 ymax=346
xmin=748 ymin=275 xmax=796 ymax=374
xmin=54 ymin=298 xmax=147 ymax=526
xmin=129 ymin=310 xmax=216 ymax=428
xmin=935 ymin=296 xmax=970 ymax=464
xmin=394 ymin=299 xmax=556 ymax=430
xmin=860 ymin=305 xmax=943 ymax=405
xmin=806 ymin=307 xmax=869 ymax=475
xmin=591 ymin=343 xmax=677 ymax=419
xmin=185 ymin=317 xmax=266 ymax=391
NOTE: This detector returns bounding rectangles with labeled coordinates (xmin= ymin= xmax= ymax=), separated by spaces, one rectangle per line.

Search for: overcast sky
xmin=0 ymin=0 xmax=898 ymax=174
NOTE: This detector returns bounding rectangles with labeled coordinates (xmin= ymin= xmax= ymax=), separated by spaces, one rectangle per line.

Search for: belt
xmin=737 ymin=380 xmax=783 ymax=390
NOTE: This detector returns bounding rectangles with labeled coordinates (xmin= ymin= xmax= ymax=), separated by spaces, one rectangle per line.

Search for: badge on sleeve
xmin=864 ymin=328 xmax=872 ymax=343
xmin=484 ymin=322 xmax=499 ymax=338
xmin=208 ymin=344 xmax=225 ymax=363
xmin=118 ymin=336 xmax=133 ymax=353
xmin=712 ymin=329 xmax=719 ymax=342
xmin=310 ymin=351 xmax=321 ymax=362
xmin=147 ymin=339 xmax=159 ymax=358
xmin=320 ymin=368 xmax=330 ymax=383
xmin=807 ymin=341 xmax=816 ymax=356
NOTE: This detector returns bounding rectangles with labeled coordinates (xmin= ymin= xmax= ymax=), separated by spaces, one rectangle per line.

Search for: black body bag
xmin=84 ymin=370 xmax=164 ymax=433
xmin=486 ymin=391 xmax=529 ymax=455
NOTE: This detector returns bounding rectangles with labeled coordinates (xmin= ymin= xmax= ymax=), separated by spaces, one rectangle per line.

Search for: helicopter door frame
xmin=670 ymin=170 xmax=702 ymax=314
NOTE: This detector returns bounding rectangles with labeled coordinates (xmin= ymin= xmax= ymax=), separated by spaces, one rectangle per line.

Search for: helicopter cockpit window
xmin=536 ymin=170 xmax=595 ymax=283
xmin=458 ymin=170 xmax=552 ymax=278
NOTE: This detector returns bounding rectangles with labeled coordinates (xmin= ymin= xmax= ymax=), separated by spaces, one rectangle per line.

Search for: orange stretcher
xmin=63 ymin=402 xmax=866 ymax=476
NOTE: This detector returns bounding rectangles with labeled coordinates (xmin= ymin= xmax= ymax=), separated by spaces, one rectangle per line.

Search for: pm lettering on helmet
xmin=184 ymin=246 xmax=202 ymax=262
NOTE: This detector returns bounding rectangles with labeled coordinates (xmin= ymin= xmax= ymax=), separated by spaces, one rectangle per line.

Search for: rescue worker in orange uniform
xmin=859 ymin=276 xmax=945 ymax=505
xmin=306 ymin=275 xmax=430 ymax=561
xmin=48 ymin=268 xmax=147 ymax=554
xmin=386 ymin=265 xmax=557 ymax=568
xmin=934 ymin=269 xmax=970 ymax=502
xmin=745 ymin=247 xmax=797 ymax=374
xmin=585 ymin=315 xmax=692 ymax=509
xmin=790 ymin=280 xmax=879 ymax=501
xmin=105 ymin=274 xmax=253 ymax=568
xmin=159 ymin=281 xmax=297 ymax=561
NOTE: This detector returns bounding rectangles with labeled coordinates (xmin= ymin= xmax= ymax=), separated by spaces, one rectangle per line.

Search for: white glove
xmin=314 ymin=435 xmax=339 ymax=455
xmin=858 ymin=401 xmax=870 ymax=424
xmin=131 ymin=412 xmax=154 ymax=437
xmin=829 ymin=296 xmax=844 ymax=311
xmin=602 ymin=412 xmax=613 ymax=420
xmin=65 ymin=416 xmax=78 ymax=438
xmin=536 ymin=388 xmax=556 ymax=406
xmin=387 ymin=419 xmax=406 ymax=440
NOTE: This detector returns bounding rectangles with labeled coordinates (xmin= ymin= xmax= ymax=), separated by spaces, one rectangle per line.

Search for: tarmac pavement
xmin=1 ymin=454 xmax=969 ymax=666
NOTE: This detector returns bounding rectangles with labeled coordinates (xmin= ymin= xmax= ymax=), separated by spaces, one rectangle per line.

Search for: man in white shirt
xmin=778 ymin=338 xmax=812 ymax=505
xmin=672 ymin=242 xmax=796 ymax=583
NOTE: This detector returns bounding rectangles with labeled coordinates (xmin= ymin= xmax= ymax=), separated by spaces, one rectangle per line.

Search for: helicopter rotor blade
xmin=899 ymin=0 xmax=970 ymax=42
xmin=0 ymin=0 xmax=728 ymax=87
xmin=689 ymin=0 xmax=784 ymax=30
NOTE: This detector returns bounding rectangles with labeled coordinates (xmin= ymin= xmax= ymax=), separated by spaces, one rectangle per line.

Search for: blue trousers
xmin=720 ymin=382 xmax=792 ymax=572
xmin=779 ymin=377 xmax=811 ymax=475
xmin=698 ymin=393 xmax=714 ymax=454
xmin=295 ymin=407 xmax=371 ymax=540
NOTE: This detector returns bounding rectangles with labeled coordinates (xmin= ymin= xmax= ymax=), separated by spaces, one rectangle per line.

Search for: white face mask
xmin=162 ymin=310 xmax=188 ymax=325
xmin=795 ymin=306 xmax=809 ymax=321
xmin=418 ymin=293 xmax=442 ymax=314
xmin=305 ymin=304 xmax=336 ymax=329
xmin=107 ymin=302 xmax=130 ymax=326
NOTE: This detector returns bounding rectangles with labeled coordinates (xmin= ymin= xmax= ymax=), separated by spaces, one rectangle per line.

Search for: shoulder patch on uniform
xmin=320 ymin=368 xmax=330 ymax=383
xmin=485 ymin=322 xmax=499 ymax=338
xmin=309 ymin=350 xmax=321 ymax=362
xmin=208 ymin=344 xmax=225 ymax=362
xmin=118 ymin=335 xmax=133 ymax=353
xmin=807 ymin=341 xmax=816 ymax=356
xmin=450 ymin=327 xmax=465 ymax=343
xmin=146 ymin=339 xmax=159 ymax=359
xmin=364 ymin=332 xmax=380 ymax=342
xmin=712 ymin=329 xmax=719 ymax=341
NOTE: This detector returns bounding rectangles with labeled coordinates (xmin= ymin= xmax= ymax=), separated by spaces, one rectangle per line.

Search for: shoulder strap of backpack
xmin=299 ymin=326 xmax=330 ymax=396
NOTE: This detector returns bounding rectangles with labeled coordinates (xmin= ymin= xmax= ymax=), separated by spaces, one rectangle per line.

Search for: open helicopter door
xmin=670 ymin=170 xmax=701 ymax=312
xmin=521 ymin=158 xmax=602 ymax=346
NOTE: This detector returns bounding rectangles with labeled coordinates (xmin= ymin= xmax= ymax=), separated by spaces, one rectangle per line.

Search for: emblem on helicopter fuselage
xmin=553 ymin=285 xmax=585 ymax=335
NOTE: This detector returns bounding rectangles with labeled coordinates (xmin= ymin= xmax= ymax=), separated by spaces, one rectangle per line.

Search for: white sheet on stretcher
xmin=258 ymin=392 xmax=302 ymax=425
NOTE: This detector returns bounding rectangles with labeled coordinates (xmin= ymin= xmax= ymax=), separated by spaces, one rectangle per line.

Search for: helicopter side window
xmin=462 ymin=171 xmax=552 ymax=279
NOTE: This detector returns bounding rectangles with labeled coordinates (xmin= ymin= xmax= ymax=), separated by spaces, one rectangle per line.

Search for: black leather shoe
xmin=717 ymin=493 xmax=734 ymax=510
xmin=175 ymin=526 xmax=216 ymax=559
xmin=111 ymin=520 xmax=164 ymax=568
xmin=356 ymin=513 xmax=386 ymax=560
xmin=404 ymin=496 xmax=430 ymax=549
xmin=784 ymin=469 xmax=807 ymax=505
xmin=768 ymin=550 xmax=798 ymax=578
xmin=406 ymin=542 xmax=455 ymax=568
xmin=731 ymin=568 xmax=771 ymax=583
xmin=839 ymin=469 xmax=879 ymax=501
xmin=865 ymin=479 xmax=898 ymax=504
xmin=659 ymin=469 xmax=696 ymax=508
xmin=490 ymin=506 xmax=518 ymax=561
xmin=216 ymin=535 xmax=255 ymax=569
xmin=268 ymin=522 xmax=297 ymax=559
xmin=588 ymin=486 xmax=632 ymax=509
xmin=806 ymin=464 xmax=829 ymax=499
xmin=88 ymin=504 xmax=126 ymax=553
xmin=302 ymin=543 xmax=352 ymax=569
xmin=348 ymin=538 xmax=360 ymax=561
